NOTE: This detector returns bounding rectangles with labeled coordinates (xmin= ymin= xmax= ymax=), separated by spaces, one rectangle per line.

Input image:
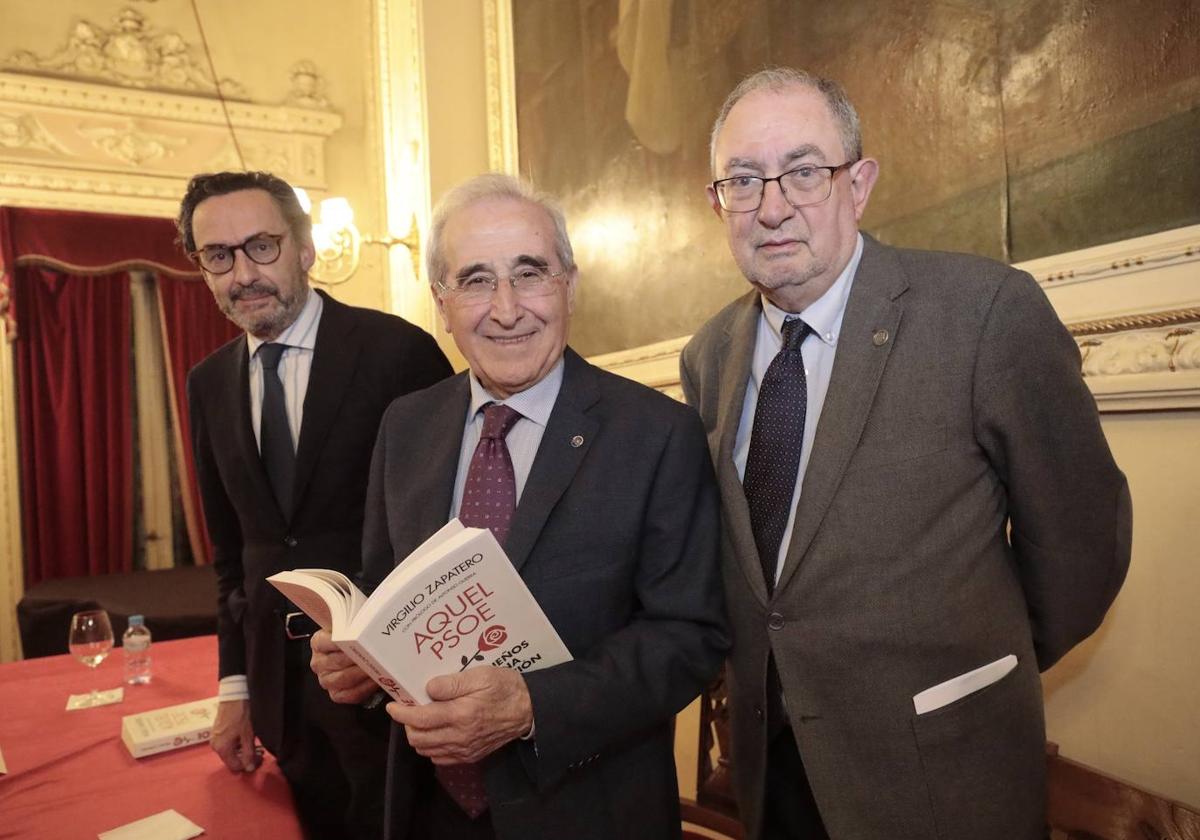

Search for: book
xmin=120 ymin=697 xmax=219 ymax=758
xmin=266 ymin=519 xmax=572 ymax=706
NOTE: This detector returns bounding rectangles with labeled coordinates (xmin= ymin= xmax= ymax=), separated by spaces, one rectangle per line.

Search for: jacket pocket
xmin=910 ymin=658 xmax=1046 ymax=840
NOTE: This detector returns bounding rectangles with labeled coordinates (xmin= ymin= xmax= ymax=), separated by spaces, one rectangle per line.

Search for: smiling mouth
xmin=485 ymin=332 xmax=537 ymax=345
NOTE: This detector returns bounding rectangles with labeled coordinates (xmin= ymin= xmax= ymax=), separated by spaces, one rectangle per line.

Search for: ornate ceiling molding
xmin=0 ymin=6 xmax=343 ymax=217
xmin=0 ymin=70 xmax=342 ymax=218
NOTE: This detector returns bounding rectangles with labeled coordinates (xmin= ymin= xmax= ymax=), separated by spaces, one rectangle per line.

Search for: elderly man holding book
xmin=310 ymin=174 xmax=728 ymax=839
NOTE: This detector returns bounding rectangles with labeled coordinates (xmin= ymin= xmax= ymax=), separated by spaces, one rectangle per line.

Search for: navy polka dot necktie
xmin=436 ymin=401 xmax=523 ymax=819
xmin=743 ymin=317 xmax=811 ymax=594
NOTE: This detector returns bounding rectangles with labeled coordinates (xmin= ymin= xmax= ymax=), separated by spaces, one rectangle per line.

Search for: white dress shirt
xmin=219 ymin=288 xmax=323 ymax=702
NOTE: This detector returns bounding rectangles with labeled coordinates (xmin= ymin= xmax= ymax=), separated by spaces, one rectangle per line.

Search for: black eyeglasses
xmin=190 ymin=232 xmax=285 ymax=275
xmin=711 ymin=161 xmax=857 ymax=213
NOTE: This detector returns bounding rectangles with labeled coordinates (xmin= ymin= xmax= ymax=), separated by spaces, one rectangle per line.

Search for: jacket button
xmin=754 ymin=706 xmax=764 ymax=721
xmin=284 ymin=536 xmax=298 ymax=547
xmin=767 ymin=612 xmax=785 ymax=631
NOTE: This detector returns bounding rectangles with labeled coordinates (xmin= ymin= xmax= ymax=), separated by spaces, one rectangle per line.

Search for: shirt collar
xmin=467 ymin=356 xmax=564 ymax=428
xmin=760 ymin=232 xmax=864 ymax=348
xmin=246 ymin=287 xmax=322 ymax=356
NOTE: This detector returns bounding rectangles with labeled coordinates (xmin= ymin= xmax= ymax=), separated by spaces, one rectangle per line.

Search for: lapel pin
xmin=570 ymin=435 xmax=584 ymax=448
xmin=872 ymin=329 xmax=889 ymax=347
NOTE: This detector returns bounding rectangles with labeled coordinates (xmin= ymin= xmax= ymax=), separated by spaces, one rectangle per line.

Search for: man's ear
xmin=564 ymin=267 xmax=579 ymax=314
xmin=298 ymin=236 xmax=316 ymax=273
xmin=705 ymin=184 xmax=725 ymax=220
xmin=848 ymin=158 xmax=879 ymax=222
xmin=430 ymin=285 xmax=451 ymax=332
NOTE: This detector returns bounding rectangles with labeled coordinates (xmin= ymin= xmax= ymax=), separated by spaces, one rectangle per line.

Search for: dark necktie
xmin=257 ymin=343 xmax=295 ymax=518
xmin=436 ymin=402 xmax=523 ymax=819
xmin=743 ymin=317 xmax=811 ymax=594
xmin=744 ymin=317 xmax=811 ymax=738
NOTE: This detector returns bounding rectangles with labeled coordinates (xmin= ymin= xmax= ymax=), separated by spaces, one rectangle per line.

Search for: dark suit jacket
xmin=680 ymin=235 xmax=1132 ymax=840
xmin=188 ymin=289 xmax=452 ymax=755
xmin=361 ymin=348 xmax=728 ymax=840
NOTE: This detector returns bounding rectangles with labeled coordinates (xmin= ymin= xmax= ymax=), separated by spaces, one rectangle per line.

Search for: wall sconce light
xmin=294 ymin=188 xmax=420 ymax=285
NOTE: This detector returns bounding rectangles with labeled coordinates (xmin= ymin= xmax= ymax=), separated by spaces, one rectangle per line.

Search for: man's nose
xmin=487 ymin=279 xmax=522 ymax=324
xmin=756 ymin=179 xmax=795 ymax=228
xmin=229 ymin=248 xmax=261 ymax=284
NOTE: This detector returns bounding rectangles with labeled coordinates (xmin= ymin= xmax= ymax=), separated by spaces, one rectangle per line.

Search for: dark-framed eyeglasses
xmin=711 ymin=161 xmax=857 ymax=213
xmin=435 ymin=264 xmax=568 ymax=306
xmin=189 ymin=232 xmax=286 ymax=275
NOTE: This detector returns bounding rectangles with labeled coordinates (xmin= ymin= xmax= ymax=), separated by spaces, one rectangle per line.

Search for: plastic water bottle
xmin=123 ymin=615 xmax=152 ymax=685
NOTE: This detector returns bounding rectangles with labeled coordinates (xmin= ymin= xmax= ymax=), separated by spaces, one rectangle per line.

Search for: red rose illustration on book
xmin=459 ymin=625 xmax=508 ymax=671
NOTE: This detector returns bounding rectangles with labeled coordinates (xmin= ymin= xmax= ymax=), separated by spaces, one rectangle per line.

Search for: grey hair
xmin=425 ymin=173 xmax=576 ymax=286
xmin=709 ymin=67 xmax=863 ymax=174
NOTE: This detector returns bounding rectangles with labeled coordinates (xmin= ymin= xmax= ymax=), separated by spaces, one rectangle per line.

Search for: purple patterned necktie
xmin=435 ymin=402 xmax=523 ymax=819
xmin=743 ymin=317 xmax=811 ymax=593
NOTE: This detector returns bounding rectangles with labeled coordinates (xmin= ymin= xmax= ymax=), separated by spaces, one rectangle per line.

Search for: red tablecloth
xmin=0 ymin=635 xmax=301 ymax=839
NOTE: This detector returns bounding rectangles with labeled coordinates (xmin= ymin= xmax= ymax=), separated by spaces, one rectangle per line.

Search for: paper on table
xmin=0 ymin=744 xmax=7 ymax=774
xmin=66 ymin=687 xmax=124 ymax=710
xmin=98 ymin=809 xmax=204 ymax=840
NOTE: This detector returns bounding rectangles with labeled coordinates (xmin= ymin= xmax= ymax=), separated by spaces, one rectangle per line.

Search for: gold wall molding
xmin=591 ymin=224 xmax=1200 ymax=413
xmin=0 ymin=335 xmax=23 ymax=662
xmin=1068 ymin=308 xmax=1200 ymax=337
xmin=483 ymin=0 xmax=518 ymax=175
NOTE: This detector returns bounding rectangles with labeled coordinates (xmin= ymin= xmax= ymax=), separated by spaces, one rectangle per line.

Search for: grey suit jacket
xmin=188 ymin=290 xmax=451 ymax=755
xmin=362 ymin=348 xmax=729 ymax=840
xmin=680 ymin=235 xmax=1132 ymax=840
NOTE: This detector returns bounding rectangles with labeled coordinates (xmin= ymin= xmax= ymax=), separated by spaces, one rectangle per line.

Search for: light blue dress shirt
xmin=733 ymin=233 xmax=865 ymax=584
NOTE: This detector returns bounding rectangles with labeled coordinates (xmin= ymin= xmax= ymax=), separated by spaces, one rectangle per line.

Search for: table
xmin=0 ymin=635 xmax=301 ymax=839
xmin=17 ymin=565 xmax=217 ymax=658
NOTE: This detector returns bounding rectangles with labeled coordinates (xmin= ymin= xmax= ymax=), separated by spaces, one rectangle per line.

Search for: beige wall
xmin=418 ymin=0 xmax=490 ymax=370
xmin=1043 ymin=410 xmax=1200 ymax=806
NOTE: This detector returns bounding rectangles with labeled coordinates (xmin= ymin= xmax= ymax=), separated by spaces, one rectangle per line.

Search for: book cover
xmin=120 ymin=697 xmax=219 ymax=759
xmin=268 ymin=520 xmax=572 ymax=705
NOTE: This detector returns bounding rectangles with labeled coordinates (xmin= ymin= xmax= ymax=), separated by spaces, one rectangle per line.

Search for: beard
xmin=219 ymin=278 xmax=307 ymax=339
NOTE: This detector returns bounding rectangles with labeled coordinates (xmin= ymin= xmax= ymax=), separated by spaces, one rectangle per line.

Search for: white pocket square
xmin=912 ymin=654 xmax=1018 ymax=715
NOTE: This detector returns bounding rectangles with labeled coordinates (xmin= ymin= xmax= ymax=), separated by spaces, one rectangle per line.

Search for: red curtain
xmin=13 ymin=266 xmax=133 ymax=585
xmin=1 ymin=207 xmax=199 ymax=584
xmin=156 ymin=276 xmax=240 ymax=565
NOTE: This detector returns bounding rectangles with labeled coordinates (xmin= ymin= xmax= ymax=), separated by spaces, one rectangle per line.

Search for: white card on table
xmin=66 ymin=687 xmax=124 ymax=710
xmin=98 ymin=809 xmax=204 ymax=840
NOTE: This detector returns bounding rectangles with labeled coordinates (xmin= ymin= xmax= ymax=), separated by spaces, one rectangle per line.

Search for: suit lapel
xmin=714 ymin=293 xmax=772 ymax=605
xmin=411 ymin=377 xmax=470 ymax=550
xmin=775 ymin=236 xmax=908 ymax=594
xmin=504 ymin=348 xmax=598 ymax=574
xmin=293 ymin=291 xmax=359 ymax=521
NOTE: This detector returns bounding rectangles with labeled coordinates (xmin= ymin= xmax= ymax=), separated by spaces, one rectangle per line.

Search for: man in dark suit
xmin=179 ymin=170 xmax=452 ymax=838
xmin=680 ymin=68 xmax=1133 ymax=839
xmin=310 ymin=173 xmax=728 ymax=839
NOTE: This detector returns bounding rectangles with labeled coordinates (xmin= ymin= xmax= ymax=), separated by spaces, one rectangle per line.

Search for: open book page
xmin=267 ymin=572 xmax=358 ymax=635
xmin=291 ymin=569 xmax=368 ymax=620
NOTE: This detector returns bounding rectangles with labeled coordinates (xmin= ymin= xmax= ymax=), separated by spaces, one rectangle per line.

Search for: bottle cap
xmin=129 ymin=615 xmax=145 ymax=626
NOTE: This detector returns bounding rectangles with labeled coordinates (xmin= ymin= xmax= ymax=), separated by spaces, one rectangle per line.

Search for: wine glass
xmin=67 ymin=609 xmax=114 ymax=708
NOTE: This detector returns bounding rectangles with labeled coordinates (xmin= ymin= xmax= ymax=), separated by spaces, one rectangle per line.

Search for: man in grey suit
xmin=311 ymin=173 xmax=728 ymax=839
xmin=680 ymin=68 xmax=1132 ymax=839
